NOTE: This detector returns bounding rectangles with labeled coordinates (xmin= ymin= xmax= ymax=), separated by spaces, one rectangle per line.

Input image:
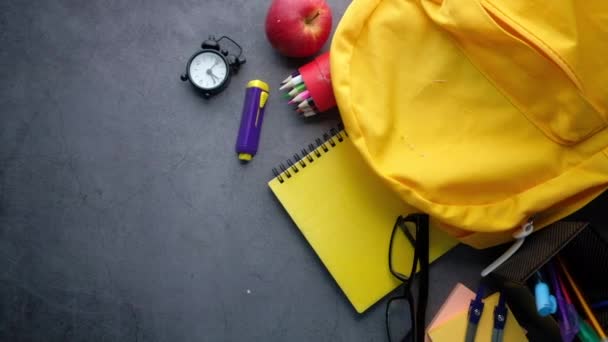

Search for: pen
xmin=549 ymin=262 xmax=578 ymax=342
xmin=579 ymin=317 xmax=602 ymax=342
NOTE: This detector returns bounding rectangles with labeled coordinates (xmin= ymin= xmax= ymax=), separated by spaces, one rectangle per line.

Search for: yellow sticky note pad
xmin=428 ymin=293 xmax=528 ymax=342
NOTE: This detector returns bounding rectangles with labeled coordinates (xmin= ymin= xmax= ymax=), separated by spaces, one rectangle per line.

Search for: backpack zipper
xmin=481 ymin=218 xmax=535 ymax=277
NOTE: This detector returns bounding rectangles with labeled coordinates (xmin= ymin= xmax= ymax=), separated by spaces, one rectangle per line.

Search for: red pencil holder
xmin=298 ymin=52 xmax=336 ymax=113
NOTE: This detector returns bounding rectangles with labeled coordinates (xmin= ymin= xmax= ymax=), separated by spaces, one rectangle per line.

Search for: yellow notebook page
xmin=269 ymin=130 xmax=458 ymax=313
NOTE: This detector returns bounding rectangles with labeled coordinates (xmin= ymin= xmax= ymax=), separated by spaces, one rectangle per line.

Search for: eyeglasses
xmin=386 ymin=214 xmax=430 ymax=342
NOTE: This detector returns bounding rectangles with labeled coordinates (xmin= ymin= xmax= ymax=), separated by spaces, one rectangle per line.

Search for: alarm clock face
xmin=188 ymin=51 xmax=228 ymax=90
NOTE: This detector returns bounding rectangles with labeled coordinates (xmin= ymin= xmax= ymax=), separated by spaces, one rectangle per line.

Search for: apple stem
xmin=305 ymin=11 xmax=320 ymax=24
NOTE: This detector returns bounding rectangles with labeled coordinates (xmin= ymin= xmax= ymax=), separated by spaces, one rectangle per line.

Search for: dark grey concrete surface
xmin=1 ymin=0 xmax=605 ymax=341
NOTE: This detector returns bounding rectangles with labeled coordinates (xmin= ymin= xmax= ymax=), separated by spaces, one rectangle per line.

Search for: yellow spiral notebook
xmin=268 ymin=127 xmax=458 ymax=313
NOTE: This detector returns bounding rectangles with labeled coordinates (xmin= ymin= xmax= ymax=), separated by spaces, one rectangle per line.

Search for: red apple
xmin=265 ymin=0 xmax=332 ymax=58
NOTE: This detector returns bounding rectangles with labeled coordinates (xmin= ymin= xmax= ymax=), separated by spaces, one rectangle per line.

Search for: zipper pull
xmin=480 ymin=219 xmax=534 ymax=277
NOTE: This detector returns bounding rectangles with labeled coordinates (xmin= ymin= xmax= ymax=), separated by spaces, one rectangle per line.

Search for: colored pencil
xmin=558 ymin=257 xmax=607 ymax=340
xmin=279 ymin=75 xmax=303 ymax=90
xmin=282 ymin=70 xmax=323 ymax=117
xmin=296 ymin=107 xmax=316 ymax=116
xmin=296 ymin=106 xmax=316 ymax=113
xmin=287 ymin=88 xmax=299 ymax=98
xmin=297 ymin=98 xmax=315 ymax=110
xmin=302 ymin=110 xmax=317 ymax=117
xmin=288 ymin=83 xmax=306 ymax=97
xmin=292 ymin=90 xmax=311 ymax=103
xmin=281 ymin=71 xmax=299 ymax=85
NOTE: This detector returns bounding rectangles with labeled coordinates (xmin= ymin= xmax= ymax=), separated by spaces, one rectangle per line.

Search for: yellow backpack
xmin=331 ymin=0 xmax=608 ymax=249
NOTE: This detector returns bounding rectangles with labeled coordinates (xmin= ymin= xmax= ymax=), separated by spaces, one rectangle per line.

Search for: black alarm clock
xmin=181 ymin=35 xmax=246 ymax=98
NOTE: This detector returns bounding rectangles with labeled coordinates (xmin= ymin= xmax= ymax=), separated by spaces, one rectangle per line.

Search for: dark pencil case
xmin=488 ymin=220 xmax=608 ymax=342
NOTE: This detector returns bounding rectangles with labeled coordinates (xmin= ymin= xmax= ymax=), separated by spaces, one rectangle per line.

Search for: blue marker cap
xmin=535 ymin=281 xmax=557 ymax=317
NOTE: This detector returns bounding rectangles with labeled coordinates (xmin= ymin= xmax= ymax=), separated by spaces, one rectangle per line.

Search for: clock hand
xmin=206 ymin=69 xmax=220 ymax=84
xmin=210 ymin=59 xmax=221 ymax=69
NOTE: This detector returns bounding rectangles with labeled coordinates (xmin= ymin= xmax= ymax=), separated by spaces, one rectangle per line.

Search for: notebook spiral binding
xmin=272 ymin=123 xmax=348 ymax=184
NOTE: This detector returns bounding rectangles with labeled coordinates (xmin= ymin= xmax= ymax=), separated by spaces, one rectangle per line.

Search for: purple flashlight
xmin=235 ymin=80 xmax=270 ymax=161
